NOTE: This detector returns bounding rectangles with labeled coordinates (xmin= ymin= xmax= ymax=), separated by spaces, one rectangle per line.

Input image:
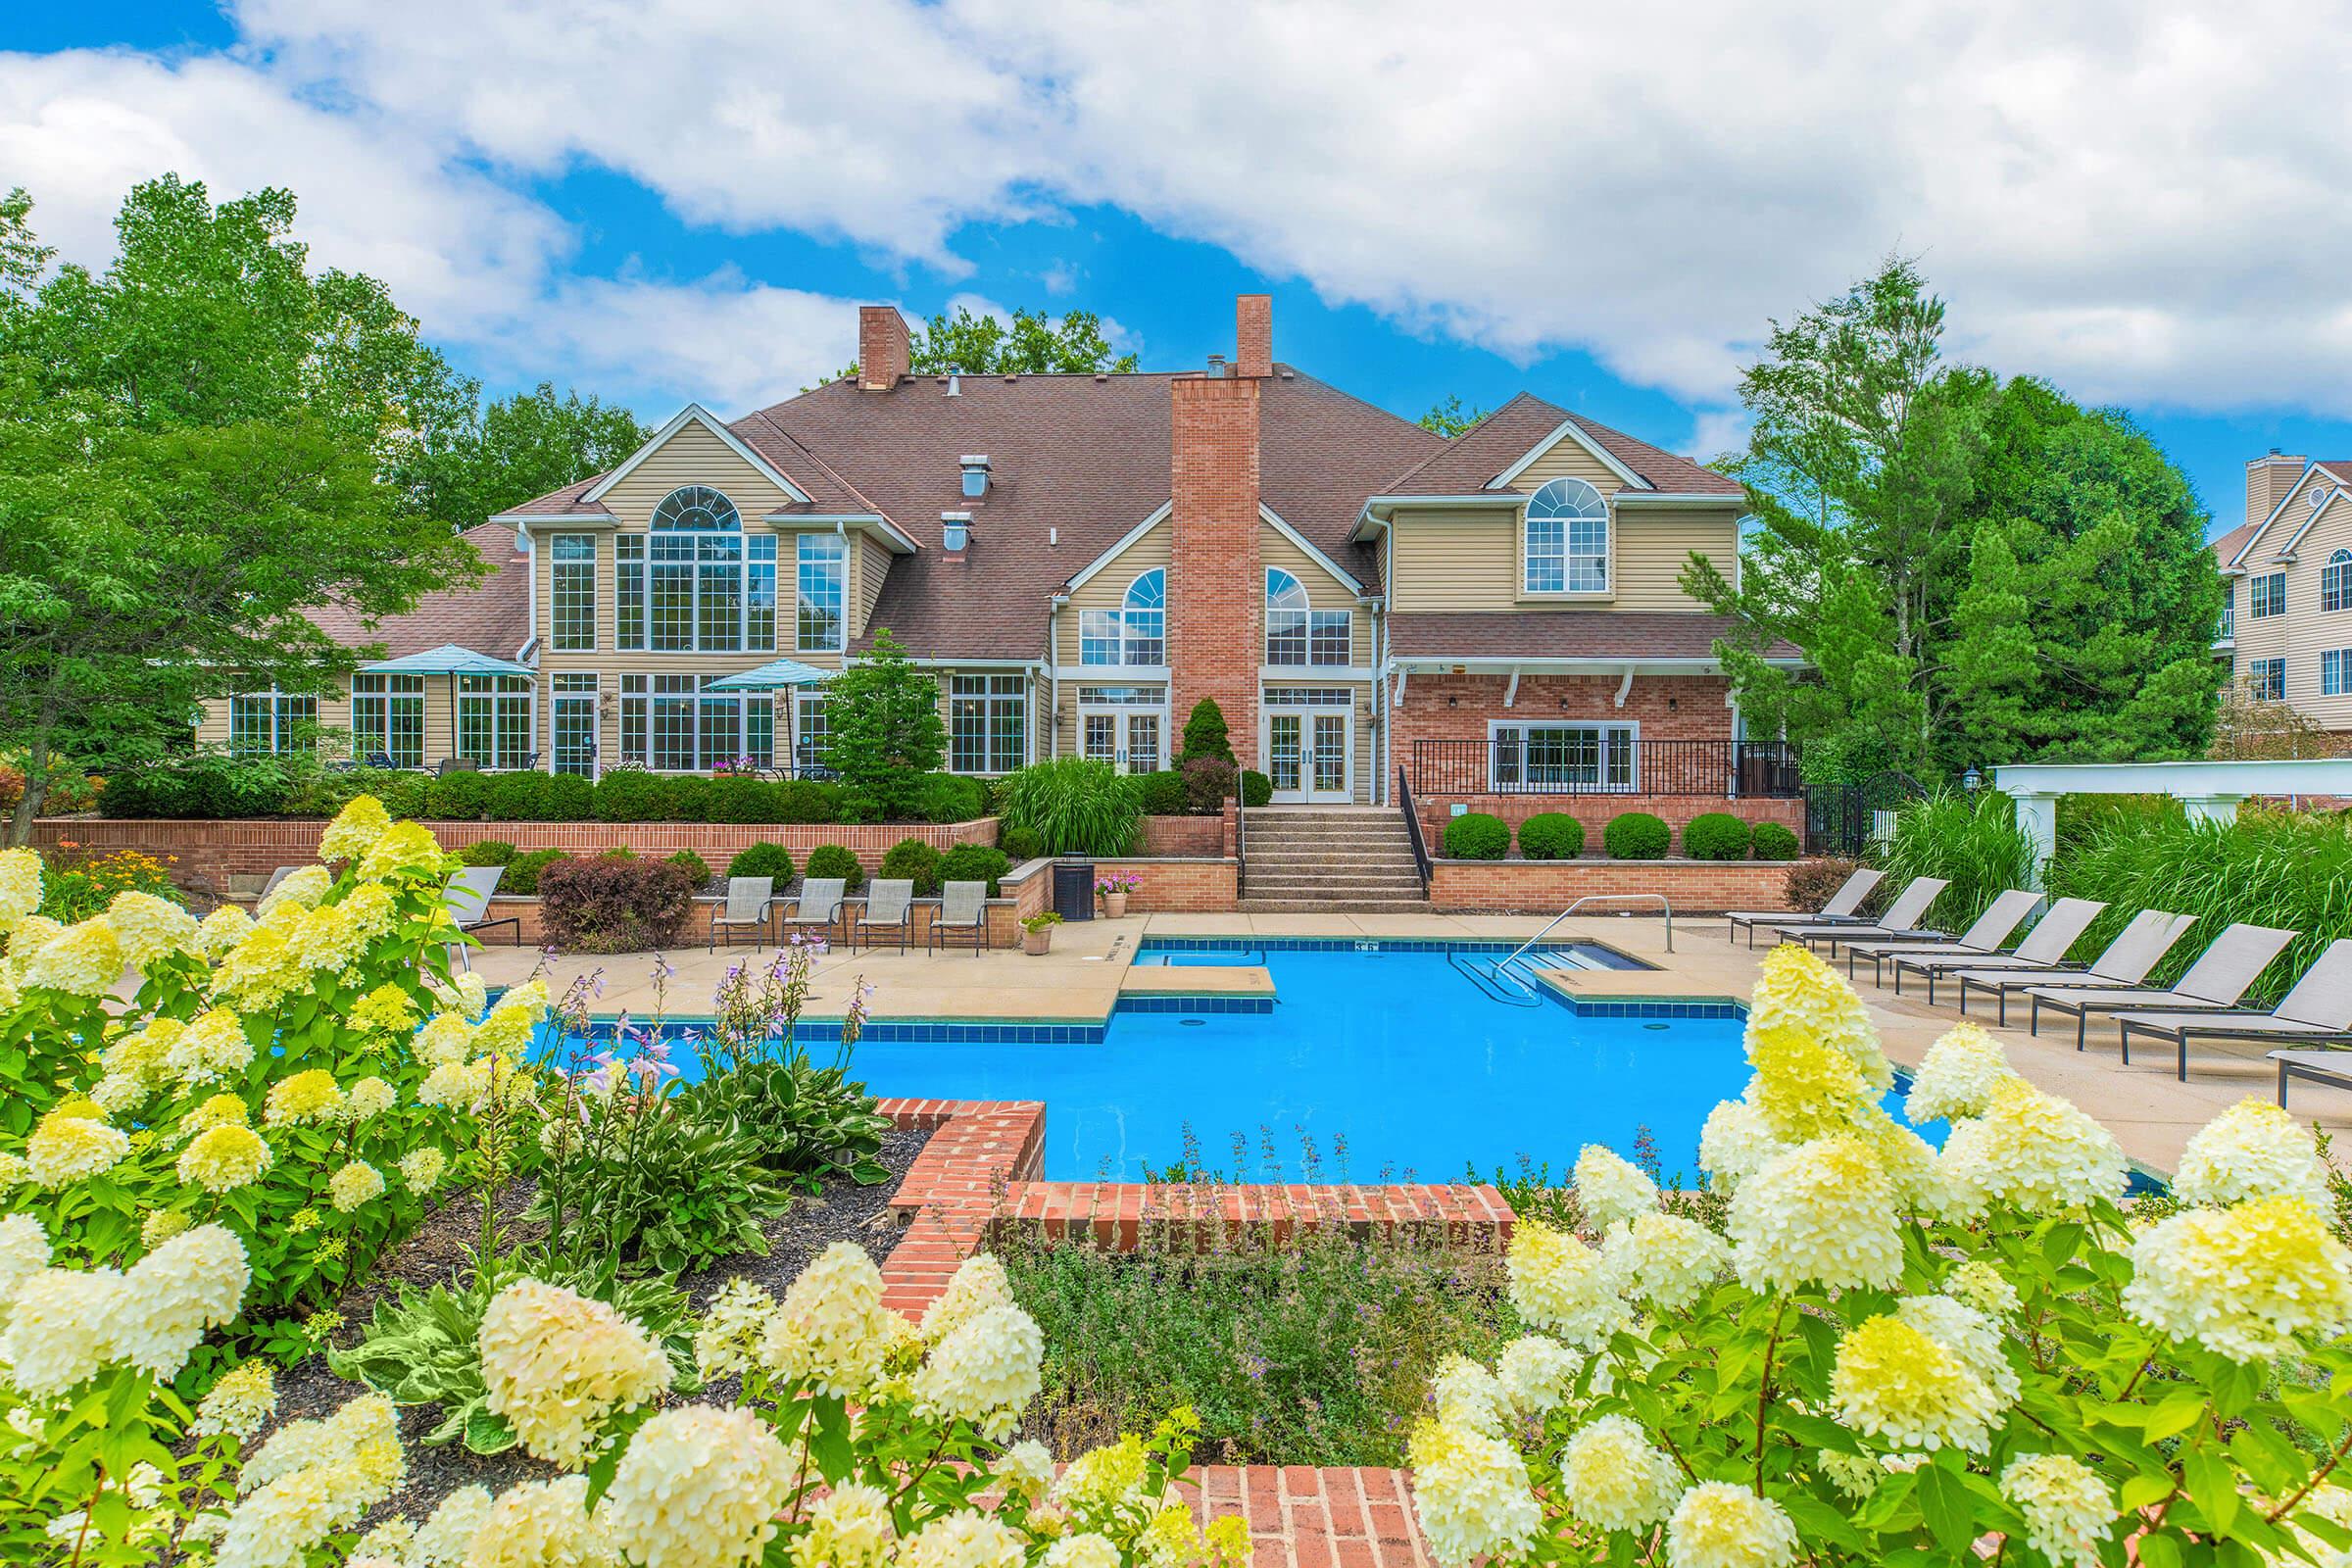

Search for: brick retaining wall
xmin=1416 ymin=794 xmax=1804 ymax=857
xmin=1136 ymin=813 xmax=1226 ymax=857
xmin=1093 ymin=857 xmax=1240 ymax=911
xmin=1429 ymin=855 xmax=1805 ymax=914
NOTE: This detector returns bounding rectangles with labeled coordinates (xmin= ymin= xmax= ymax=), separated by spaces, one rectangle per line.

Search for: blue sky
xmin=10 ymin=1 xmax=2352 ymax=536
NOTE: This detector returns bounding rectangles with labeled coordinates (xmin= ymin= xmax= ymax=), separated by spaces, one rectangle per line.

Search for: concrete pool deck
xmin=468 ymin=908 xmax=2352 ymax=1175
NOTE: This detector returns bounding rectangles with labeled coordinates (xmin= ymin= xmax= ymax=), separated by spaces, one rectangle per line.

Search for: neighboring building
xmin=199 ymin=295 xmax=1800 ymax=807
xmin=2214 ymin=451 xmax=2352 ymax=738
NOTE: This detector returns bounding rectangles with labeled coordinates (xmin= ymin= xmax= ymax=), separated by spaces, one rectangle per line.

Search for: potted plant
xmin=1020 ymin=910 xmax=1063 ymax=956
xmin=1095 ymin=870 xmax=1139 ymax=918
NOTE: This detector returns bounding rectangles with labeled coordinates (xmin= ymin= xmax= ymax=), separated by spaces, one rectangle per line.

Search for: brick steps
xmin=1241 ymin=806 xmax=1428 ymax=911
xmin=1236 ymin=898 xmax=1436 ymax=913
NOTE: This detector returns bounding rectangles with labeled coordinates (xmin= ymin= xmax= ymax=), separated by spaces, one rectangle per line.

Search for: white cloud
xmin=17 ymin=1 xmax=2352 ymax=429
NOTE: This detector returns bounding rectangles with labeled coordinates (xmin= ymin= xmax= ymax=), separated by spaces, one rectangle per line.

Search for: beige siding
xmin=1260 ymin=521 xmax=1370 ymax=663
xmin=2232 ymin=490 xmax=2352 ymax=731
xmin=1509 ymin=436 xmax=1631 ymax=498
xmin=1052 ymin=515 xmax=1173 ymax=653
xmin=598 ymin=420 xmax=799 ymax=527
xmin=855 ymin=537 xmax=891 ymax=636
xmin=1611 ymin=508 xmax=1740 ymax=611
xmin=1389 ymin=509 xmax=1519 ymax=611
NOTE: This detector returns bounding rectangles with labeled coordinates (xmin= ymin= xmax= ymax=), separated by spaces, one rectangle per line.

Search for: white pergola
xmin=1992 ymin=759 xmax=2352 ymax=884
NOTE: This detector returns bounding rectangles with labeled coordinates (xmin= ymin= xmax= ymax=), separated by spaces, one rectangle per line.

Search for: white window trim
xmin=947 ymin=672 xmax=1031 ymax=776
xmin=2323 ymin=550 xmax=2352 ymax=613
xmin=2323 ymin=649 xmax=2352 ymax=698
xmin=1487 ymin=716 xmax=1641 ymax=793
xmin=2248 ymin=658 xmax=2287 ymax=702
xmin=616 ymin=501 xmax=781 ymax=655
xmin=1078 ymin=568 xmax=1166 ymax=668
xmin=795 ymin=531 xmax=848 ymax=654
xmin=1519 ymin=477 xmax=1613 ymax=600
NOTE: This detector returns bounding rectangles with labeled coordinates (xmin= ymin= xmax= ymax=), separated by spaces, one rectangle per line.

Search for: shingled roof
xmin=1381 ymin=392 xmax=1744 ymax=498
xmin=301 ymin=522 xmax=529 ymax=662
xmin=1388 ymin=611 xmax=1799 ymax=662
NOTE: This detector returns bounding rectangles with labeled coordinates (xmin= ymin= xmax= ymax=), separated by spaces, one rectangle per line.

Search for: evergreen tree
xmin=819 ymin=630 xmax=947 ymax=821
xmin=1178 ymin=699 xmax=1236 ymax=766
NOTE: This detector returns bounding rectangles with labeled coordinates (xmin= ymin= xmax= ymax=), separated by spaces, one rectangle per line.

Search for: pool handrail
xmin=1502 ymin=893 xmax=1675 ymax=972
xmin=1396 ymin=765 xmax=1432 ymax=899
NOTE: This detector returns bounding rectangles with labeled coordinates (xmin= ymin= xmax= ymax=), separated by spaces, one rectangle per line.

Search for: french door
xmin=551 ymin=680 xmax=599 ymax=778
xmin=1080 ymin=709 xmax=1163 ymax=774
xmin=1262 ymin=709 xmax=1352 ymax=804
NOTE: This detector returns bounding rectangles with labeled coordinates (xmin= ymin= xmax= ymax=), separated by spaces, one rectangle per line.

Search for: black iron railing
xmin=1396 ymin=766 xmax=1433 ymax=897
xmin=1409 ymin=739 xmax=1801 ymax=799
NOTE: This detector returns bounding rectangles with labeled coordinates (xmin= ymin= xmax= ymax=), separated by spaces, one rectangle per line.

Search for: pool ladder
xmin=1448 ymin=948 xmax=1548 ymax=1006
xmin=1458 ymin=893 xmax=1676 ymax=1001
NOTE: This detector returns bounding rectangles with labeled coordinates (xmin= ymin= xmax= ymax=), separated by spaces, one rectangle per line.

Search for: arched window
xmin=1525 ymin=477 xmax=1608 ymax=594
xmin=1265 ymin=568 xmax=1350 ymax=665
xmin=1081 ymin=569 xmax=1165 ymax=665
xmin=2325 ymin=549 xmax=2352 ymax=613
xmin=650 ymin=485 xmax=740 ymax=530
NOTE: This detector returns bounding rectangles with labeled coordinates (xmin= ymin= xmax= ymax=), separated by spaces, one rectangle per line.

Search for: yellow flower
xmin=328 ymin=1162 xmax=385 ymax=1213
xmin=20 ymin=917 xmax=123 ymax=996
xmin=7 ymin=912 xmax=62 ymax=957
xmin=2124 ymin=1194 xmax=2352 ymax=1362
xmin=257 ymin=865 xmax=333 ymax=918
xmin=471 ymin=999 xmax=540 ymax=1058
xmin=760 ymin=1240 xmax=895 ymax=1398
xmin=793 ymin=1482 xmax=893 ymax=1568
xmin=140 ymin=1208 xmax=191 ymax=1249
xmin=1830 ymin=1312 xmax=2002 ymax=1453
xmin=193 ymin=904 xmax=252 ymax=958
xmin=478 ymin=1279 xmax=673 ymax=1468
xmin=352 ymin=983 xmax=417 ymax=1036
xmin=1745 ymin=1023 xmax=1874 ymax=1142
xmin=1560 ymin=1413 xmax=1681 ymax=1531
xmin=1904 ymin=1021 xmax=2014 ymax=1124
xmin=167 ymin=1008 xmax=253 ymax=1085
xmin=1665 ymin=1482 xmax=1799 ymax=1568
xmin=417 ymin=1011 xmax=475 ymax=1065
xmin=1748 ymin=941 xmax=1890 ymax=1089
xmin=179 ymin=1123 xmax=273 ymax=1194
xmin=192 ymin=1361 xmax=278 ymax=1442
xmin=341 ymin=882 xmax=398 ymax=939
xmin=0 ymin=847 xmax=41 ymax=933
xmin=1506 ymin=1218 xmax=1633 ymax=1349
xmin=1407 ymin=1419 xmax=1540 ymax=1566
xmin=26 ymin=1103 xmax=130 ymax=1187
xmin=210 ymin=910 xmax=305 ymax=1009
xmin=598 ymin=1405 xmax=797 ymax=1568
xmin=1729 ymin=1135 xmax=1903 ymax=1294
xmin=2174 ymin=1096 xmax=2328 ymax=1208
xmin=101 ymin=1016 xmax=182 ymax=1087
xmin=1938 ymin=1078 xmax=2128 ymax=1217
xmin=1605 ymin=1210 xmax=1730 ymax=1311
xmin=265 ymin=1069 xmax=344 ymax=1127
xmin=346 ymin=1076 xmax=396 ymax=1122
xmin=398 ymin=1148 xmax=448 ymax=1195
xmin=319 ymin=796 xmax=393 ymax=863
xmin=1574 ymin=1145 xmax=1658 ymax=1229
xmin=357 ymin=821 xmax=448 ymax=884
xmin=289 ymin=903 xmax=365 ymax=975
xmin=107 ymin=890 xmax=198 ymax=970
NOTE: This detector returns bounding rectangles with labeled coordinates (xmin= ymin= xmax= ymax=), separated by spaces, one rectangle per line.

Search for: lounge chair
xmin=2116 ymin=939 xmax=2352 ymax=1081
xmin=928 ymin=880 xmax=991 ymax=956
xmin=1838 ymin=888 xmax=2042 ymax=985
xmin=2270 ymin=1049 xmax=2352 ymax=1110
xmin=1763 ymin=877 xmax=1949 ymax=956
xmin=1950 ymin=909 xmax=2196 ymax=1024
xmin=1888 ymin=897 xmax=2108 ymax=1004
xmin=443 ymin=864 xmax=518 ymax=971
xmin=851 ymin=879 xmax=916 ymax=954
xmin=778 ymin=878 xmax=848 ymax=944
xmin=257 ymin=865 xmax=304 ymax=904
xmin=2024 ymin=922 xmax=2296 ymax=1052
xmin=709 ymin=876 xmax=777 ymax=953
xmin=364 ymin=751 xmax=399 ymax=769
xmin=1726 ymin=868 xmax=1883 ymax=947
xmin=434 ymin=758 xmax=480 ymax=777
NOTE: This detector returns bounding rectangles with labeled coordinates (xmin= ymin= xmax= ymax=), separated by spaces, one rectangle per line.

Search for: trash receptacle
xmin=1052 ymin=859 xmax=1097 ymax=921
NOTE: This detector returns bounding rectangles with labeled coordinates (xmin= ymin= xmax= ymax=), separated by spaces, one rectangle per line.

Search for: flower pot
xmin=1102 ymin=891 xmax=1129 ymax=919
xmin=1022 ymin=927 xmax=1054 ymax=956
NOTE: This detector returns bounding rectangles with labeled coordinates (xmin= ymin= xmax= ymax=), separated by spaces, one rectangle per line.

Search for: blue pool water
xmin=552 ymin=941 xmax=1775 ymax=1183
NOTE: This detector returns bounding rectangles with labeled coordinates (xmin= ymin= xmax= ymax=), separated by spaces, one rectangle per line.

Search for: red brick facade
xmin=1428 ymin=857 xmax=1805 ymax=914
xmin=1168 ymin=374 xmax=1263 ymax=769
xmin=1092 ymin=857 xmax=1240 ymax=910
xmin=858 ymin=305 xmax=910 ymax=390
xmin=1234 ymin=293 xmax=1273 ymax=379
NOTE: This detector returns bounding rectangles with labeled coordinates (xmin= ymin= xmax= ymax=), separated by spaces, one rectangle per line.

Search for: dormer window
xmin=1525 ymin=477 xmax=1609 ymax=594
xmin=960 ymin=455 xmax=992 ymax=499
xmin=1080 ymin=569 xmax=1165 ymax=665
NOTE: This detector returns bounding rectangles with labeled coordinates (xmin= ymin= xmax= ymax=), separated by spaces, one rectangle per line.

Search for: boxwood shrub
xmin=726 ymin=843 xmax=797 ymax=882
xmin=1751 ymin=821 xmax=1801 ymax=861
xmin=707 ymin=775 xmax=785 ymax=824
xmin=504 ymin=848 xmax=568 ymax=896
xmin=774 ymin=779 xmax=839 ymax=823
xmin=1443 ymin=811 xmax=1510 ymax=860
xmin=803 ymin=843 xmax=864 ymax=892
xmin=1000 ymin=824 xmax=1044 ymax=861
xmin=663 ymin=775 xmax=713 ymax=822
xmin=1515 ymin=812 xmax=1585 ymax=860
xmin=592 ymin=767 xmax=671 ymax=823
xmin=457 ymin=839 xmax=516 ymax=867
xmin=1131 ymin=770 xmax=1190 ymax=816
xmin=940 ymin=842 xmax=1011 ymax=897
xmin=1603 ymin=811 xmax=1671 ymax=859
xmin=1240 ymin=770 xmax=1273 ymax=808
xmin=665 ymin=848 xmax=713 ymax=888
xmin=425 ymin=769 xmax=491 ymax=819
xmin=1682 ymin=812 xmax=1753 ymax=861
xmin=879 ymin=836 xmax=944 ymax=895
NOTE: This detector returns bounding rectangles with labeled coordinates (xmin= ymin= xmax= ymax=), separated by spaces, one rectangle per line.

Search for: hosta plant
xmin=1409 ymin=943 xmax=2352 ymax=1568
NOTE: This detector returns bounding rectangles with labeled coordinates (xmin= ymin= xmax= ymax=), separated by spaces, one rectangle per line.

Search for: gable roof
xmin=2227 ymin=459 xmax=2352 ymax=567
xmin=302 ymin=522 xmax=530 ymax=662
xmin=2211 ymin=521 xmax=2257 ymax=573
xmin=1380 ymin=392 xmax=1742 ymax=499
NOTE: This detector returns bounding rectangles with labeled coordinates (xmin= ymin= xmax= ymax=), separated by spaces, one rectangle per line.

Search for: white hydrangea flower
xmin=1495 ymin=1335 xmax=1581 ymax=1416
xmin=1729 ymin=1136 xmax=1903 ymax=1294
xmin=2174 ymin=1097 xmax=2328 ymax=1208
xmin=1937 ymin=1078 xmax=2128 ymax=1218
xmin=478 ymin=1278 xmax=674 ymax=1468
xmin=454 ymin=970 xmax=489 ymax=1018
xmin=255 ymin=865 xmax=331 ymax=918
xmin=2000 ymin=1453 xmax=2117 ymax=1568
xmin=0 ymin=1211 xmax=50 ymax=1308
xmin=20 ymin=917 xmax=123 ymax=996
xmin=794 ymin=1481 xmax=894 ymax=1568
xmin=2124 ymin=1194 xmax=2352 ymax=1363
xmin=193 ymin=905 xmax=253 ymax=959
xmin=993 ymin=1439 xmax=1055 ymax=1501
xmin=105 ymin=1224 xmax=250 ymax=1379
xmin=26 ymin=1104 xmax=131 ymax=1187
xmin=920 ymin=1252 xmax=1015 ymax=1344
xmin=1829 ymin=1312 xmax=2002 ymax=1453
xmin=464 ymin=1476 xmax=612 ymax=1568
xmin=0 ymin=847 xmax=41 ymax=933
xmin=193 ymin=1362 xmax=278 ymax=1442
xmin=1605 ymin=1210 xmax=1730 ymax=1311
xmin=1574 ymin=1145 xmax=1658 ymax=1229
xmin=1904 ymin=1021 xmax=2015 ymax=1124
xmin=912 ymin=1299 xmax=1043 ymax=1441
xmin=166 ymin=1007 xmax=253 ymax=1085
xmin=1666 ymin=1481 xmax=1799 ymax=1568
xmin=1408 ymin=1420 xmax=1540 ymax=1567
xmin=1042 ymin=1536 xmax=1121 ymax=1568
xmin=1944 ymin=1260 xmax=2022 ymax=1319
xmin=1559 ymin=1413 xmax=1682 ymax=1532
xmin=0 ymin=1267 xmax=124 ymax=1395
xmin=418 ymin=1059 xmax=488 ymax=1108
xmin=896 ymin=1512 xmax=1028 ymax=1568
xmin=1430 ymin=1354 xmax=1511 ymax=1438
xmin=1894 ymin=1293 xmax=2019 ymax=1406
xmin=1697 ymin=1097 xmax=1787 ymax=1191
xmin=411 ymin=1484 xmax=493 ymax=1567
xmin=219 ymin=1396 xmax=404 ymax=1568
xmin=327 ymin=1162 xmax=384 ymax=1214
xmin=1749 ymin=941 xmax=1892 ymax=1085
xmin=1505 ymin=1219 xmax=1633 ymax=1349
xmin=107 ymin=890 xmax=199 ymax=970
xmin=599 ymin=1404 xmax=797 ymax=1568
xmin=690 ymin=1278 xmax=776 ymax=1380
xmin=760 ymin=1241 xmax=895 ymax=1397
xmin=318 ymin=796 xmax=393 ymax=863
xmin=399 ymin=1147 xmax=448 ymax=1195
xmin=344 ymin=1076 xmax=396 ymax=1123
xmin=1818 ymin=1449 xmax=1881 ymax=1500
xmin=416 ymin=1012 xmax=474 ymax=1066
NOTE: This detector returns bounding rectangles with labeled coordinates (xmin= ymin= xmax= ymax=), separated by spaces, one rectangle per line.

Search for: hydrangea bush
xmin=1409 ymin=943 xmax=2352 ymax=1568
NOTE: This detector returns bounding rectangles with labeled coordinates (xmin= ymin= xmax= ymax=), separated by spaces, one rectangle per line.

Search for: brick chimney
xmin=1234 ymin=293 xmax=1273 ymax=378
xmin=858 ymin=306 xmax=910 ymax=391
xmin=1168 ymin=372 xmax=1262 ymax=766
xmin=2247 ymin=450 xmax=2307 ymax=527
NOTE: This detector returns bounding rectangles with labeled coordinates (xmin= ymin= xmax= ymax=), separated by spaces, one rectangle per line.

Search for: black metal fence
xmin=1408 ymin=739 xmax=1802 ymax=799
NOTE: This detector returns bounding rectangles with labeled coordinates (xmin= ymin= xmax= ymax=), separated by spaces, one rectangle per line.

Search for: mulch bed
xmin=260 ymin=1125 xmax=931 ymax=1524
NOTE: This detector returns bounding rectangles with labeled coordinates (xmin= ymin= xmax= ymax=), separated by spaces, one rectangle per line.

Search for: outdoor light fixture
xmin=1963 ymin=765 xmax=1984 ymax=792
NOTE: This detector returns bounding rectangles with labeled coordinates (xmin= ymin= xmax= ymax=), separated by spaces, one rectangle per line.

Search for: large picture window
xmin=618 ymin=674 xmax=774 ymax=771
xmin=551 ymin=534 xmax=598 ymax=651
xmin=949 ymin=674 xmax=1028 ymax=774
xmin=1264 ymin=568 xmax=1350 ymax=666
xmin=612 ymin=488 xmax=777 ymax=654
xmin=1524 ymin=477 xmax=1609 ymax=595
xmin=798 ymin=532 xmax=846 ymax=653
xmin=1490 ymin=720 xmax=1637 ymax=792
xmin=457 ymin=675 xmax=534 ymax=769
xmin=2324 ymin=550 xmax=2352 ymax=613
xmin=349 ymin=674 xmax=424 ymax=768
xmin=1079 ymin=569 xmax=1165 ymax=665
xmin=228 ymin=690 xmax=318 ymax=756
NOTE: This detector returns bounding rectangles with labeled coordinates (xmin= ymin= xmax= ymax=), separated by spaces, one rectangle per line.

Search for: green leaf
xmin=808 ymin=1396 xmax=854 ymax=1484
xmin=2119 ymin=1471 xmax=2174 ymax=1512
xmin=2143 ymin=1390 xmax=2208 ymax=1442
xmin=1781 ymin=1489 xmax=1877 ymax=1554
xmin=465 ymin=1407 xmax=516 ymax=1454
xmin=1914 ymin=1462 xmax=1981 ymax=1555
xmin=2136 ymin=1531 xmax=2185 ymax=1568
xmin=2183 ymin=1443 xmax=2240 ymax=1536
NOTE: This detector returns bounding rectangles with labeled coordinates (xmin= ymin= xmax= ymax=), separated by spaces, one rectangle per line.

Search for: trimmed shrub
xmin=373 ymin=771 xmax=434 ymax=820
xmin=457 ymin=839 xmax=516 ymax=867
xmin=1683 ymin=812 xmax=1752 ymax=861
xmin=879 ymin=836 xmax=944 ymax=896
xmin=593 ymin=766 xmax=670 ymax=822
xmin=998 ymin=758 xmax=1142 ymax=857
xmin=1131 ymin=770 xmax=1189 ymax=817
xmin=708 ymin=775 xmax=785 ymax=824
xmin=1179 ymin=698 xmax=1236 ymax=766
xmin=664 ymin=775 xmax=713 ymax=822
xmin=666 ymin=848 xmax=712 ymax=888
xmin=100 ymin=754 xmax=294 ymax=818
xmin=541 ymin=772 xmax=595 ymax=821
xmin=504 ymin=848 xmax=568 ymax=896
xmin=1515 ymin=813 xmax=1585 ymax=860
xmin=1603 ymin=811 xmax=1671 ymax=859
xmin=538 ymin=855 xmax=698 ymax=954
xmin=1443 ymin=811 xmax=1510 ymax=860
xmin=1182 ymin=756 xmax=1237 ymax=814
xmin=726 ymin=843 xmax=796 ymax=882
xmin=1240 ymin=770 xmax=1273 ymax=808
xmin=1751 ymin=821 xmax=1800 ymax=861
xmin=774 ymin=779 xmax=840 ymax=824
xmin=425 ymin=769 xmax=490 ymax=819
xmin=803 ymin=844 xmax=865 ymax=892
xmin=914 ymin=773 xmax=988 ymax=825
xmin=1785 ymin=856 xmax=1859 ymax=913
xmin=1001 ymin=824 xmax=1044 ymax=861
xmin=940 ymin=843 xmax=1011 ymax=897
xmin=480 ymin=771 xmax=548 ymax=822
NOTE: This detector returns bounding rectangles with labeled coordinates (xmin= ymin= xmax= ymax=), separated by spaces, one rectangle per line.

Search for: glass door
xmin=1262 ymin=707 xmax=1351 ymax=803
xmin=1080 ymin=709 xmax=1163 ymax=774
xmin=552 ymin=680 xmax=598 ymax=777
xmin=1310 ymin=713 xmax=1348 ymax=799
xmin=1265 ymin=713 xmax=1304 ymax=799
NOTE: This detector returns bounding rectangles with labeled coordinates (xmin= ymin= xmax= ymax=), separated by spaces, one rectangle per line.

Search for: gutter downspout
xmin=1049 ymin=595 xmax=1066 ymax=760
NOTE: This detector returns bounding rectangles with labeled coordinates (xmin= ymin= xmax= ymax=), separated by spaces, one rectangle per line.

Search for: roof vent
xmin=959 ymin=455 xmax=991 ymax=499
xmin=946 ymin=365 xmax=960 ymax=397
xmin=941 ymin=511 xmax=973 ymax=553
xmin=1206 ymin=353 xmax=1226 ymax=378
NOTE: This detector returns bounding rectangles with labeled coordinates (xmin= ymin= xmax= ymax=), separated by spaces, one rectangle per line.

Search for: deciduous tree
xmin=818 ymin=630 xmax=948 ymax=821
